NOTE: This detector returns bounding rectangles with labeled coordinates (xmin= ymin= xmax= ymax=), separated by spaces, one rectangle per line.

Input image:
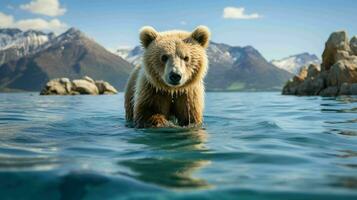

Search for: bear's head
xmin=140 ymin=26 xmax=210 ymax=91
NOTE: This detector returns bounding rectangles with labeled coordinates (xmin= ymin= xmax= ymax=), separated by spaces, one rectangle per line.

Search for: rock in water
xmin=322 ymin=31 xmax=350 ymax=71
xmin=340 ymin=82 xmax=351 ymax=95
xmin=40 ymin=78 xmax=69 ymax=95
xmin=283 ymin=30 xmax=357 ymax=96
xmin=40 ymin=76 xmax=118 ymax=95
xmin=83 ymin=76 xmax=95 ymax=84
xmin=72 ymin=79 xmax=99 ymax=95
xmin=59 ymin=78 xmax=72 ymax=93
xmin=327 ymin=59 xmax=357 ymax=87
xmin=350 ymin=36 xmax=357 ymax=55
xmin=95 ymin=81 xmax=118 ymax=94
xmin=351 ymin=83 xmax=357 ymax=94
xmin=297 ymin=66 xmax=308 ymax=80
xmin=307 ymin=64 xmax=320 ymax=78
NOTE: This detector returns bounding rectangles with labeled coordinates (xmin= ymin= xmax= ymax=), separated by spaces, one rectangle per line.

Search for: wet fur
xmin=125 ymin=26 xmax=210 ymax=128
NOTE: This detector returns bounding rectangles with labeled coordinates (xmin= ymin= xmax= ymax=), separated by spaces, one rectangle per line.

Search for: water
xmin=0 ymin=92 xmax=356 ymax=200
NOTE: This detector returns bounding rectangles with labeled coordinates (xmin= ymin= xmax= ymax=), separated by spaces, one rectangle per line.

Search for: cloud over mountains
xmin=20 ymin=0 xmax=66 ymax=17
xmin=0 ymin=0 xmax=67 ymax=33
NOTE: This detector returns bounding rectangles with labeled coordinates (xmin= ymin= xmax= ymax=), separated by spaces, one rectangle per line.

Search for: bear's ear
xmin=139 ymin=26 xmax=158 ymax=48
xmin=191 ymin=26 xmax=210 ymax=48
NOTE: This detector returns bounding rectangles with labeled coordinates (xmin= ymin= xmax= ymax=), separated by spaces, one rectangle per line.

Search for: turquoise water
xmin=0 ymin=92 xmax=357 ymax=200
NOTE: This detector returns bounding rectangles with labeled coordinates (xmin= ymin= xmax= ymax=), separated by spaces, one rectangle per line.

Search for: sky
xmin=1 ymin=0 xmax=357 ymax=60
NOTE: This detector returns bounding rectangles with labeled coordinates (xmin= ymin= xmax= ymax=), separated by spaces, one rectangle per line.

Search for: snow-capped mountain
xmin=115 ymin=42 xmax=242 ymax=68
xmin=0 ymin=26 xmax=293 ymax=92
xmin=113 ymin=46 xmax=143 ymax=67
xmin=116 ymin=42 xmax=293 ymax=91
xmin=271 ymin=53 xmax=320 ymax=74
xmin=114 ymin=48 xmax=131 ymax=59
xmin=0 ymin=28 xmax=55 ymax=65
xmin=0 ymin=27 xmax=133 ymax=91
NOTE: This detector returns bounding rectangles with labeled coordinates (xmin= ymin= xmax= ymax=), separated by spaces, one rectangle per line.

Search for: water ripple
xmin=0 ymin=92 xmax=357 ymax=199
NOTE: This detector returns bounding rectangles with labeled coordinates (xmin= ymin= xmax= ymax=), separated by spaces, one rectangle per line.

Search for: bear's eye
xmin=161 ymin=55 xmax=169 ymax=63
xmin=184 ymin=56 xmax=189 ymax=62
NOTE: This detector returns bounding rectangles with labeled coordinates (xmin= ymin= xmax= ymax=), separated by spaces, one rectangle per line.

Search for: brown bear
xmin=125 ymin=26 xmax=210 ymax=128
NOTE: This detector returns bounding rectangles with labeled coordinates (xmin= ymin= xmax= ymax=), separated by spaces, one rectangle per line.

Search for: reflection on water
xmin=129 ymin=128 xmax=208 ymax=150
xmin=321 ymin=96 xmax=357 ymax=137
xmin=0 ymin=93 xmax=357 ymax=199
xmin=119 ymin=128 xmax=211 ymax=188
xmin=120 ymin=158 xmax=210 ymax=188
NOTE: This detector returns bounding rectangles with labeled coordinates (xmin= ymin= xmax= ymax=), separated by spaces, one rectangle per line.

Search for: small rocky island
xmin=40 ymin=76 xmax=118 ymax=95
xmin=283 ymin=31 xmax=357 ymax=96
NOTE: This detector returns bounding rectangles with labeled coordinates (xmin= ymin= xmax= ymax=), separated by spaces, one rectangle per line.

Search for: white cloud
xmin=0 ymin=12 xmax=67 ymax=33
xmin=16 ymin=18 xmax=67 ymax=32
xmin=0 ymin=12 xmax=14 ymax=27
xmin=223 ymin=7 xmax=261 ymax=20
xmin=20 ymin=0 xmax=66 ymax=17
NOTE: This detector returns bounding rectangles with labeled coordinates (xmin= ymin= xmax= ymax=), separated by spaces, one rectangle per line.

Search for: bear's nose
xmin=169 ymin=72 xmax=182 ymax=84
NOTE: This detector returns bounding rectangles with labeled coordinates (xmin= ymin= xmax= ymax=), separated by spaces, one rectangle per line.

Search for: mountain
xmin=114 ymin=48 xmax=131 ymax=59
xmin=0 ymin=28 xmax=133 ymax=91
xmin=0 ymin=28 xmax=55 ymax=66
xmin=0 ymin=27 xmax=293 ymax=92
xmin=271 ymin=52 xmax=320 ymax=74
xmin=116 ymin=42 xmax=293 ymax=91
xmin=207 ymin=43 xmax=293 ymax=91
xmin=113 ymin=46 xmax=143 ymax=67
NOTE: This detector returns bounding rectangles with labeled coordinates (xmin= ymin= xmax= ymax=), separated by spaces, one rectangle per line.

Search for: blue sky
xmin=1 ymin=0 xmax=357 ymax=60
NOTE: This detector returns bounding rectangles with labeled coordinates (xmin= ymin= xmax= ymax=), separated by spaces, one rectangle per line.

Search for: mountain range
xmin=0 ymin=27 xmax=318 ymax=92
xmin=115 ymin=42 xmax=294 ymax=91
xmin=0 ymin=28 xmax=132 ymax=91
xmin=270 ymin=52 xmax=321 ymax=74
xmin=0 ymin=29 xmax=55 ymax=66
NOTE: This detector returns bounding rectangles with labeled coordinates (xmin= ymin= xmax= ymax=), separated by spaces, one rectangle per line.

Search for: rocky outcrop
xmin=321 ymin=31 xmax=351 ymax=71
xmin=349 ymin=36 xmax=357 ymax=56
xmin=95 ymin=80 xmax=118 ymax=94
xmin=40 ymin=76 xmax=118 ymax=95
xmin=283 ymin=31 xmax=357 ymax=96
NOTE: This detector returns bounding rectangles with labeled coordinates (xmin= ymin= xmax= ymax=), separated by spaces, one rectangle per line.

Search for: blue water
xmin=0 ymin=92 xmax=357 ymax=200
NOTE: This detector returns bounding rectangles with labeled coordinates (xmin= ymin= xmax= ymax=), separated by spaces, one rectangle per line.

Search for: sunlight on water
xmin=0 ymin=92 xmax=357 ymax=199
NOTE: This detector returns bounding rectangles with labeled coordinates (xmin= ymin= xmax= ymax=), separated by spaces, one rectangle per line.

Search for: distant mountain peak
xmin=58 ymin=27 xmax=85 ymax=40
xmin=65 ymin=27 xmax=82 ymax=35
xmin=271 ymin=52 xmax=321 ymax=74
xmin=284 ymin=52 xmax=318 ymax=59
xmin=0 ymin=28 xmax=22 ymax=35
xmin=0 ymin=27 xmax=133 ymax=92
xmin=115 ymin=41 xmax=293 ymax=91
xmin=39 ymin=27 xmax=89 ymax=51
xmin=0 ymin=28 xmax=55 ymax=65
xmin=242 ymin=45 xmax=255 ymax=51
xmin=241 ymin=45 xmax=261 ymax=56
xmin=298 ymin=52 xmax=312 ymax=56
xmin=23 ymin=29 xmax=47 ymax=36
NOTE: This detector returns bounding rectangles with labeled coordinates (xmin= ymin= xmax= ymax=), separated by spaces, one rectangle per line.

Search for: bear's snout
xmin=169 ymin=72 xmax=182 ymax=85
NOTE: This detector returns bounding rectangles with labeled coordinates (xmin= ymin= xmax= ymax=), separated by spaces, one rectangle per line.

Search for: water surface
xmin=0 ymin=92 xmax=357 ymax=199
